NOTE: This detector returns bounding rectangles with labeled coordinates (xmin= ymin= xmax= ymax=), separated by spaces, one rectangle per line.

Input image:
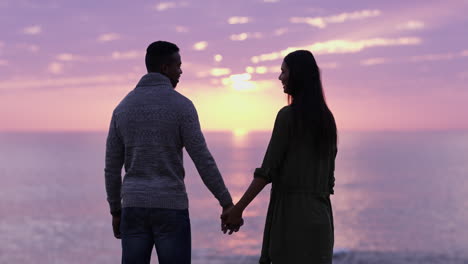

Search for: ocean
xmin=0 ymin=131 xmax=467 ymax=263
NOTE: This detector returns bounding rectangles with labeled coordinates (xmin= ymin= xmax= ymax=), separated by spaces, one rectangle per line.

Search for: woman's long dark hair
xmin=284 ymin=50 xmax=337 ymax=157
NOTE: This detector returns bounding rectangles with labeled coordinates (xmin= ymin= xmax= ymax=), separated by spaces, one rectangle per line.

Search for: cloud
xmin=266 ymin=66 xmax=281 ymax=73
xmin=230 ymin=33 xmax=248 ymax=41
xmin=175 ymin=26 xmax=189 ymax=33
xmin=273 ymin=28 xmax=288 ymax=36
xmin=195 ymin=67 xmax=231 ymax=78
xmin=22 ymin=25 xmax=42 ymax=35
xmin=210 ymin=68 xmax=231 ymax=77
xmin=98 ymin=33 xmax=121 ymax=43
xmin=20 ymin=43 xmax=39 ymax=52
xmin=245 ymin=66 xmax=268 ymax=74
xmin=251 ymin=37 xmax=422 ymax=63
xmin=57 ymin=53 xmax=75 ymax=61
xmin=397 ymin=20 xmax=425 ymax=30
xmin=193 ymin=41 xmax=208 ymax=51
xmin=290 ymin=9 xmax=381 ymax=28
xmin=214 ymin=54 xmax=223 ymax=62
xmin=320 ymin=62 xmax=340 ymax=69
xmin=12 ymin=43 xmax=40 ymax=53
xmin=48 ymin=62 xmax=64 ymax=74
xmin=244 ymin=62 xmax=338 ymax=75
xmin=361 ymin=50 xmax=468 ymax=66
xmin=254 ymin=66 xmax=268 ymax=74
xmin=229 ymin=32 xmax=263 ymax=41
xmin=111 ymin=50 xmax=143 ymax=60
xmin=154 ymin=2 xmax=188 ymax=11
xmin=410 ymin=53 xmax=455 ymax=62
xmin=155 ymin=2 xmax=177 ymax=11
xmin=0 ymin=73 xmax=139 ymax=90
xmin=228 ymin=17 xmax=251 ymax=24
xmin=361 ymin=57 xmax=390 ymax=66
xmin=0 ymin=59 xmax=8 ymax=66
xmin=56 ymin=53 xmax=87 ymax=62
xmin=221 ymin=73 xmax=256 ymax=91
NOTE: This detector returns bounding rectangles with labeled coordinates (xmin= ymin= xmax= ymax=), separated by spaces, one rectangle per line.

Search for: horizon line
xmin=1 ymin=128 xmax=467 ymax=134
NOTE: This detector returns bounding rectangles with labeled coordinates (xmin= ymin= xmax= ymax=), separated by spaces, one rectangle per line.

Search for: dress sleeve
xmin=329 ymin=147 xmax=338 ymax=194
xmin=254 ymin=107 xmax=291 ymax=183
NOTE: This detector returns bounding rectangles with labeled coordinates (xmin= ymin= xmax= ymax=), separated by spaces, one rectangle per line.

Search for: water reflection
xmin=0 ymin=131 xmax=467 ymax=263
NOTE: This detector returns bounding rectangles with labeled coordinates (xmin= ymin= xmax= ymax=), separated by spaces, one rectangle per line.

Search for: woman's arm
xmin=236 ymin=177 xmax=269 ymax=211
xmin=221 ymin=107 xmax=291 ymax=234
xmin=221 ymin=177 xmax=268 ymax=234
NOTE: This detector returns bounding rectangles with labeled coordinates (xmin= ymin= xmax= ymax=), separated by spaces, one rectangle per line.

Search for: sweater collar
xmin=136 ymin=72 xmax=174 ymax=88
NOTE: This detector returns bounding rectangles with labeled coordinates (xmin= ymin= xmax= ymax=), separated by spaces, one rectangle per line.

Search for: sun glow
xmin=233 ymin=128 xmax=248 ymax=137
xmin=232 ymin=128 xmax=249 ymax=147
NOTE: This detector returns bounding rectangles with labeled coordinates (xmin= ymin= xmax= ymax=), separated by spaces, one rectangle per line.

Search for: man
xmin=104 ymin=41 xmax=238 ymax=264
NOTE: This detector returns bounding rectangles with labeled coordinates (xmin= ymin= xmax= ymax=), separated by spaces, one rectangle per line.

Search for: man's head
xmin=145 ymin=41 xmax=182 ymax=88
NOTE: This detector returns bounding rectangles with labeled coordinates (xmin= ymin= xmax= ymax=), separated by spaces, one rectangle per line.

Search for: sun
xmin=232 ymin=128 xmax=248 ymax=137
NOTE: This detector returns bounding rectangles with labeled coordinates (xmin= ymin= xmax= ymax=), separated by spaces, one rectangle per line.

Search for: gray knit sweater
xmin=104 ymin=73 xmax=233 ymax=214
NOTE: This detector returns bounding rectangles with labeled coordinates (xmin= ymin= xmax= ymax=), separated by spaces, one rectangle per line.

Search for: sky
xmin=0 ymin=0 xmax=467 ymax=132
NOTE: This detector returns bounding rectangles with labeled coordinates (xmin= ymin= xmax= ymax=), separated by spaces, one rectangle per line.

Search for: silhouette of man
xmin=105 ymin=41 xmax=234 ymax=264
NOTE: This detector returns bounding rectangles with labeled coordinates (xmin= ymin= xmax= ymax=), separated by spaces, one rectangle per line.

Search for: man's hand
xmin=222 ymin=203 xmax=234 ymax=216
xmin=112 ymin=215 xmax=121 ymax=239
xmin=221 ymin=203 xmax=233 ymax=232
xmin=220 ymin=205 xmax=244 ymax=235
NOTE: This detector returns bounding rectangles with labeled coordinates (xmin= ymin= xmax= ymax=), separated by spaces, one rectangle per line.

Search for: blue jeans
xmin=120 ymin=207 xmax=191 ymax=264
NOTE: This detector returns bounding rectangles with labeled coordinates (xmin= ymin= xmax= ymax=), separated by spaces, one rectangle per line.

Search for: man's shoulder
xmin=172 ymin=89 xmax=193 ymax=105
xmin=170 ymin=89 xmax=197 ymax=114
xmin=111 ymin=88 xmax=196 ymax=121
xmin=112 ymin=90 xmax=135 ymax=114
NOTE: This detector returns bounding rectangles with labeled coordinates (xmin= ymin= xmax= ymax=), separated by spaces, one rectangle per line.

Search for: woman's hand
xmin=220 ymin=177 xmax=268 ymax=235
xmin=220 ymin=205 xmax=244 ymax=235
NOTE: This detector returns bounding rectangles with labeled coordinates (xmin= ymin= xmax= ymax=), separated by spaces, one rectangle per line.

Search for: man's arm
xmin=180 ymin=102 xmax=233 ymax=208
xmin=104 ymin=114 xmax=125 ymax=216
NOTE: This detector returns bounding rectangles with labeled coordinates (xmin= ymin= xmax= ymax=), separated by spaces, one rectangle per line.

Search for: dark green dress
xmin=255 ymin=106 xmax=337 ymax=264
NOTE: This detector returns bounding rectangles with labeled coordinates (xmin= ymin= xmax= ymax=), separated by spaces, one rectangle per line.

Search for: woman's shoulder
xmin=277 ymin=105 xmax=293 ymax=118
xmin=274 ymin=106 xmax=294 ymax=127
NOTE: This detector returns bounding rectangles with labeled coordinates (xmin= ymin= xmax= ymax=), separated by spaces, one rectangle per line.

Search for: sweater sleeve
xmin=104 ymin=113 xmax=125 ymax=214
xmin=180 ymin=102 xmax=233 ymax=207
xmin=254 ymin=107 xmax=291 ymax=183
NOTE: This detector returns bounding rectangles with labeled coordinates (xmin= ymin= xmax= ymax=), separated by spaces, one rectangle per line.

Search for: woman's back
xmin=274 ymin=106 xmax=336 ymax=195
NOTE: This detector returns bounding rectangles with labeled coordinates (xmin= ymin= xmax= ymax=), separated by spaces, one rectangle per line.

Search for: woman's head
xmin=280 ymin=50 xmax=337 ymax=156
xmin=280 ymin=50 xmax=321 ymax=99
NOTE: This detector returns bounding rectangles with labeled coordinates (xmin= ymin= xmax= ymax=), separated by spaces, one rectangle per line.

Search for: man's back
xmin=105 ymin=73 xmax=232 ymax=214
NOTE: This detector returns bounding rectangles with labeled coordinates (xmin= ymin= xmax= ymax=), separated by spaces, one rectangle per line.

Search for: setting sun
xmin=233 ymin=128 xmax=248 ymax=137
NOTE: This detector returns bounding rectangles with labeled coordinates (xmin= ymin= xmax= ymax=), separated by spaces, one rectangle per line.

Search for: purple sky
xmin=0 ymin=0 xmax=467 ymax=131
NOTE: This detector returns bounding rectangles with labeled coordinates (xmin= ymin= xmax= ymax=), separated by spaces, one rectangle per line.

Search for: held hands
xmin=220 ymin=204 xmax=244 ymax=235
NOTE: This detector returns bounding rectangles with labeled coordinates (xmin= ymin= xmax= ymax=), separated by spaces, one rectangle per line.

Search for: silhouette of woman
xmin=222 ymin=50 xmax=338 ymax=264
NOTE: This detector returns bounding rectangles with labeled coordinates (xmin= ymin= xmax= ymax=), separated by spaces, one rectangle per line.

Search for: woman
xmin=221 ymin=50 xmax=338 ymax=264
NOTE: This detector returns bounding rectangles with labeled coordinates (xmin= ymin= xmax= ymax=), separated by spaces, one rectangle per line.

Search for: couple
xmin=104 ymin=40 xmax=337 ymax=264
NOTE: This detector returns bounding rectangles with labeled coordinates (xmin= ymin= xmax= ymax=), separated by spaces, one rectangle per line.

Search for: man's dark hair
xmin=145 ymin=41 xmax=180 ymax=72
